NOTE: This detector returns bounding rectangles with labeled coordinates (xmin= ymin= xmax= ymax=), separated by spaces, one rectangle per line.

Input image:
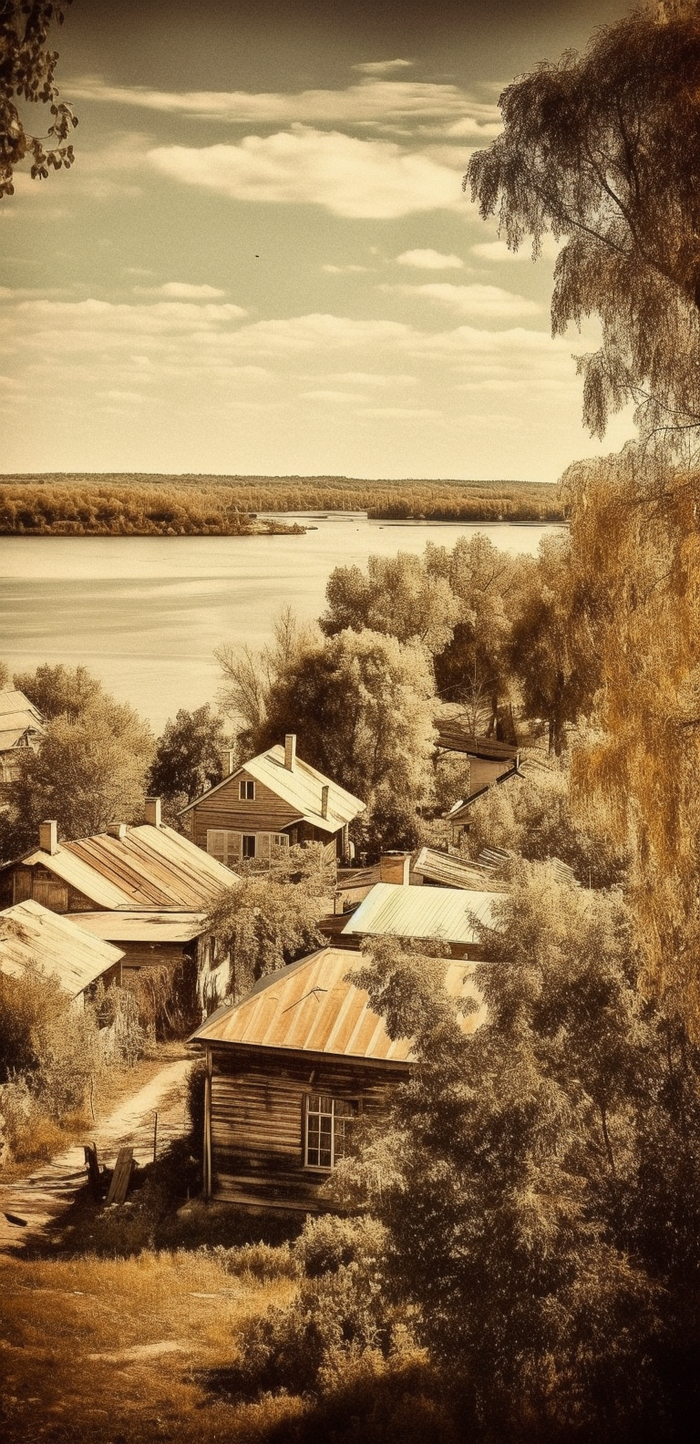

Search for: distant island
xmin=0 ymin=473 xmax=566 ymax=536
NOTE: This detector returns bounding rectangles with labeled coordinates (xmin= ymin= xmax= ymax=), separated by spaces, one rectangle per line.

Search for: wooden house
xmin=0 ymin=806 xmax=236 ymax=994
xmin=0 ymin=688 xmax=45 ymax=786
xmin=0 ymin=898 xmax=124 ymax=1004
xmin=338 ymin=880 xmax=499 ymax=959
xmin=190 ymin=945 xmax=484 ymax=1212
xmin=180 ymin=734 xmax=365 ymax=867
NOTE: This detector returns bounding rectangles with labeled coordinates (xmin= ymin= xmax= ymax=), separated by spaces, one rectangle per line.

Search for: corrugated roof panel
xmin=413 ymin=846 xmax=507 ymax=893
xmin=191 ymin=947 xmax=484 ymax=1061
xmin=0 ymin=690 xmax=44 ymax=727
xmin=341 ymin=882 xmax=498 ymax=945
xmin=0 ymin=899 xmax=124 ymax=997
xmin=71 ymin=911 xmax=207 ymax=943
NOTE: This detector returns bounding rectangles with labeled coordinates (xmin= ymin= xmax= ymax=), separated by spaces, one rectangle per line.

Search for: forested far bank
xmin=0 ymin=472 xmax=566 ymax=534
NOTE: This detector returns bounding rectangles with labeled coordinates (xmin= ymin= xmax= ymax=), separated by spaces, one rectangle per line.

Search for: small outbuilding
xmin=190 ymin=945 xmax=484 ymax=1212
xmin=0 ymin=898 xmax=124 ymax=1003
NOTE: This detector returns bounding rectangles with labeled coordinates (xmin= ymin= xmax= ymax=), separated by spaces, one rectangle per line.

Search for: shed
xmin=0 ymin=899 xmax=124 ymax=1002
xmin=180 ymin=733 xmax=365 ymax=867
xmin=190 ymin=945 xmax=484 ymax=1211
xmin=71 ymin=910 xmax=209 ymax=975
xmin=339 ymin=881 xmax=499 ymax=958
xmin=413 ymin=845 xmax=507 ymax=893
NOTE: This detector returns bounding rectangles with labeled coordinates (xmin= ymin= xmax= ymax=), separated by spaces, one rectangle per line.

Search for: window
xmin=206 ymin=829 xmax=242 ymax=866
xmin=239 ymin=778 xmax=255 ymax=801
xmin=304 ymin=1094 xmax=357 ymax=1170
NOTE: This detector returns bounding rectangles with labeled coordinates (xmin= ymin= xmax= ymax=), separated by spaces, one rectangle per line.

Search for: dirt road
xmin=0 ymin=1057 xmax=191 ymax=1252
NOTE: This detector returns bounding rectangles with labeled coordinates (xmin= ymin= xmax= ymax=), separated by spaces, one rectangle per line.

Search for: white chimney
xmin=284 ymin=734 xmax=297 ymax=771
xmin=39 ymin=820 xmax=58 ymax=855
xmin=108 ymin=823 xmax=128 ymax=840
xmin=144 ymin=797 xmax=162 ymax=827
xmin=321 ymin=784 xmax=329 ymax=820
xmin=222 ymin=749 xmax=236 ymax=777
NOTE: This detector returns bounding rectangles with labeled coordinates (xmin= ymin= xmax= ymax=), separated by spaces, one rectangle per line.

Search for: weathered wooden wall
xmin=206 ymin=1045 xmax=405 ymax=1211
xmin=191 ymin=770 xmax=300 ymax=849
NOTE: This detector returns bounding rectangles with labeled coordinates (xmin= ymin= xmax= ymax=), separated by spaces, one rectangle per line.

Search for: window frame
xmin=303 ymin=1092 xmax=358 ymax=1171
xmin=239 ymin=778 xmax=255 ymax=801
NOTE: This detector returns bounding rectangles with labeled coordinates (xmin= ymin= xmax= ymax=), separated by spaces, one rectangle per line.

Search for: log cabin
xmin=190 ymin=945 xmax=484 ymax=1212
xmin=180 ymin=733 xmax=365 ymax=867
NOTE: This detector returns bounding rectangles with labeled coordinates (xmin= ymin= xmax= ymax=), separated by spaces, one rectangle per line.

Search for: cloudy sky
xmin=1 ymin=0 xmax=636 ymax=482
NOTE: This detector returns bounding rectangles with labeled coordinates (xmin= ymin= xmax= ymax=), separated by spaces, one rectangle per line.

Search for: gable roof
xmin=180 ymin=743 xmax=365 ymax=834
xmin=341 ymin=881 xmax=498 ymax=946
xmin=16 ymin=824 xmax=237 ymax=910
xmin=190 ymin=946 xmax=483 ymax=1061
xmin=0 ymin=689 xmax=45 ymax=752
xmin=0 ymin=899 xmax=124 ymax=997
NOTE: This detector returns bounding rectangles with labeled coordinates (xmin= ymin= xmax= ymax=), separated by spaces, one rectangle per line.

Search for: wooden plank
xmin=105 ymin=1146 xmax=134 ymax=1205
xmin=84 ymin=1142 xmax=103 ymax=1202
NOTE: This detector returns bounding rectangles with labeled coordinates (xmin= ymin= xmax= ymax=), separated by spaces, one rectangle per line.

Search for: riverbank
xmin=1 ymin=473 xmax=565 ymax=533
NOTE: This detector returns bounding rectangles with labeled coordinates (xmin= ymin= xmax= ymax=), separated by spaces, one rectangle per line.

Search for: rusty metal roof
xmin=72 ymin=911 xmax=208 ymax=943
xmin=341 ymin=881 xmax=498 ymax=945
xmin=180 ymin=743 xmax=365 ymax=834
xmin=20 ymin=825 xmax=237 ymax=910
xmin=190 ymin=946 xmax=484 ymax=1060
xmin=0 ymin=899 xmax=124 ymax=997
xmin=413 ymin=846 xmax=508 ymax=892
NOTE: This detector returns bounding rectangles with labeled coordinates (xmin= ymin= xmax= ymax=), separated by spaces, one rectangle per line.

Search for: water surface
xmin=0 ymin=514 xmax=562 ymax=730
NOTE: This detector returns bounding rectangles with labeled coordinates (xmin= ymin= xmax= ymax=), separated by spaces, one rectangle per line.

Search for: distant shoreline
xmin=0 ymin=473 xmax=566 ymax=535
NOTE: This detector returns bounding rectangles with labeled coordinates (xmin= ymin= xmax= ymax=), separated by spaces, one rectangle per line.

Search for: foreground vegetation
xmin=0 ymin=472 xmax=566 ymax=534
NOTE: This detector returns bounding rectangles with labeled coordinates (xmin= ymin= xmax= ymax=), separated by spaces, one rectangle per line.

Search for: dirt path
xmin=0 ymin=1057 xmax=191 ymax=1253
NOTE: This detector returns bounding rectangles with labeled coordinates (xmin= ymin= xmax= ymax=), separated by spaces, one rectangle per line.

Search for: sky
xmin=1 ymin=0 xmax=637 ymax=483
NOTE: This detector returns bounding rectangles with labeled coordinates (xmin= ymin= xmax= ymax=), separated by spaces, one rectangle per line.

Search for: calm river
xmin=0 ymin=514 xmax=563 ymax=730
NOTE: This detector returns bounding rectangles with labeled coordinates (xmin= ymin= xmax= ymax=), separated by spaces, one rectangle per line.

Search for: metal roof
xmin=435 ymin=721 xmax=520 ymax=760
xmin=0 ymin=899 xmax=124 ymax=998
xmin=71 ymin=910 xmax=208 ymax=943
xmin=413 ymin=846 xmax=508 ymax=893
xmin=341 ymin=881 xmax=498 ymax=945
xmin=0 ymin=726 xmax=34 ymax=751
xmin=191 ymin=946 xmax=484 ymax=1060
xmin=0 ymin=689 xmax=44 ymax=727
xmin=180 ymin=743 xmax=365 ymax=833
xmin=19 ymin=825 xmax=237 ymax=910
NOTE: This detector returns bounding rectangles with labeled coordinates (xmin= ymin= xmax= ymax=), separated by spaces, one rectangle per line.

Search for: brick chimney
xmin=108 ymin=823 xmax=128 ymax=840
xmin=144 ymin=797 xmax=162 ymax=827
xmin=284 ymin=733 xmax=297 ymax=771
xmin=379 ymin=851 xmax=412 ymax=886
xmin=320 ymin=784 xmax=329 ymax=820
xmin=39 ymin=820 xmax=58 ymax=855
xmin=221 ymin=749 xmax=236 ymax=777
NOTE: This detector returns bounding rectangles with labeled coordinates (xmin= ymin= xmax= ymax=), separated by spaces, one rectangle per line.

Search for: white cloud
xmin=384 ymin=282 xmax=540 ymax=318
xmin=396 ymin=248 xmax=464 ymax=270
xmin=148 ymin=128 xmax=465 ymax=219
xmin=322 ymin=263 xmax=370 ymax=274
xmin=471 ymin=237 xmax=561 ymax=263
xmin=325 ymin=371 xmax=417 ymax=387
xmin=135 ymin=282 xmax=227 ymax=299
xmin=359 ymin=406 xmax=440 ymax=419
xmin=353 ymin=59 xmax=414 ymax=75
xmin=68 ymin=75 xmax=500 ymax=134
xmin=99 ymin=389 xmax=147 ymax=403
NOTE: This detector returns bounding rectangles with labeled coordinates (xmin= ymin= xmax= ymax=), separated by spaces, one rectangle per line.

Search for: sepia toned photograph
xmin=0 ymin=2 xmax=698 ymax=1440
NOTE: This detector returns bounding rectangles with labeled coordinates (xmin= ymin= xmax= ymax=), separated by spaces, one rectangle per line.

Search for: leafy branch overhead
xmin=0 ymin=1 xmax=78 ymax=199
xmin=466 ymin=1 xmax=700 ymax=448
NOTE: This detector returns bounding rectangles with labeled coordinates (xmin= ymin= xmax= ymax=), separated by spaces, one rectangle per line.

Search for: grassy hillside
xmin=0 ymin=473 xmax=566 ymax=534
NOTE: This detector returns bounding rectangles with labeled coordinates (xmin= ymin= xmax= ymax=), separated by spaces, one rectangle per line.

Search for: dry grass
xmin=0 ymin=1246 xmax=302 ymax=1444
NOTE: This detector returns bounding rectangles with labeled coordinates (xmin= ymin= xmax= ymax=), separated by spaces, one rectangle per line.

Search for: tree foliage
xmin=13 ymin=662 xmax=102 ymax=721
xmin=149 ymin=704 xmax=230 ymax=805
xmin=1 ymin=1 xmax=77 ymax=200
xmin=207 ymin=845 xmax=333 ymax=1000
xmin=321 ymin=552 xmax=459 ymax=656
xmin=1 ymin=676 xmax=155 ymax=858
xmin=353 ymin=866 xmax=700 ymax=1440
xmin=467 ymin=0 xmax=700 ymax=447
